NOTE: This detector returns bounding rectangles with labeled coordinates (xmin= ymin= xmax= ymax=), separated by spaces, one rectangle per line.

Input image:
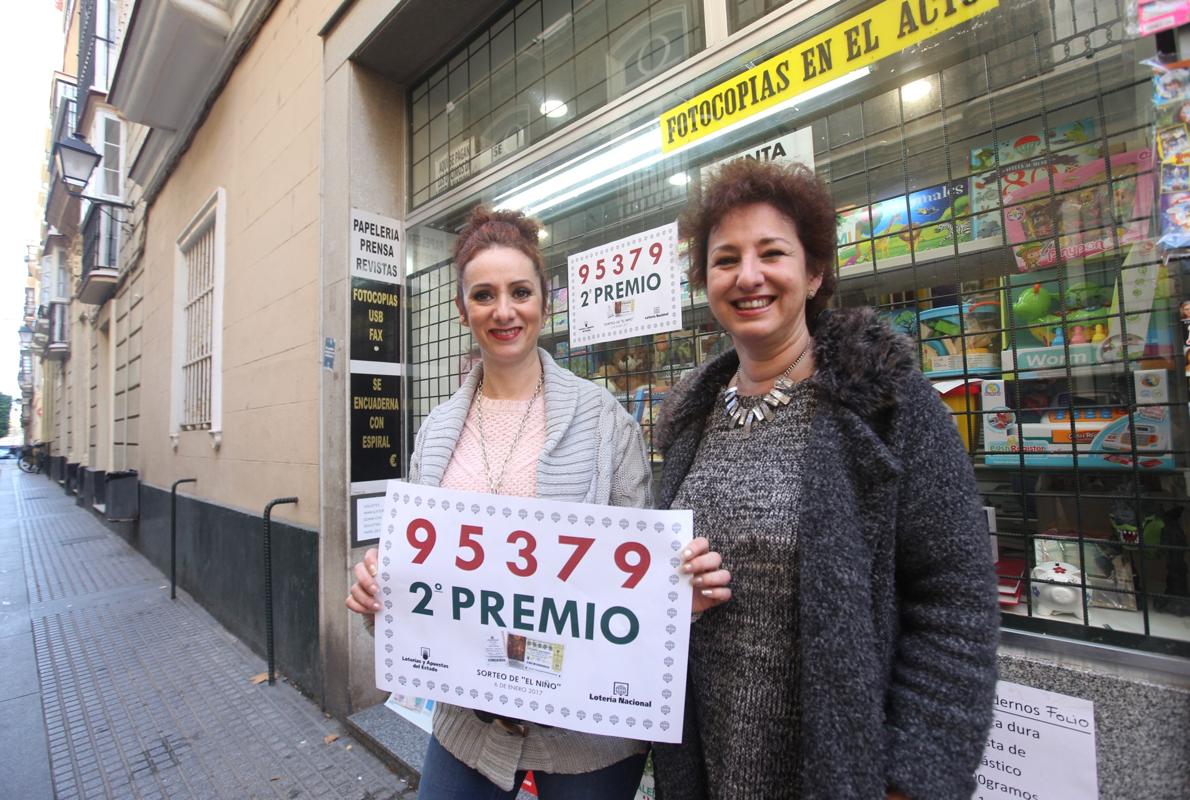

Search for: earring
xmin=808 ymin=290 xmax=817 ymax=299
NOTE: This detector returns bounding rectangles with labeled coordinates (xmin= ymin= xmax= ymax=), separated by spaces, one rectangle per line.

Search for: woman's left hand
xmin=680 ymin=536 xmax=732 ymax=614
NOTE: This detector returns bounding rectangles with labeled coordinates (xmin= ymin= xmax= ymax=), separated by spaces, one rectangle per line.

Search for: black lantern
xmin=17 ymin=325 xmax=33 ymax=349
xmin=53 ymin=133 xmax=102 ymax=194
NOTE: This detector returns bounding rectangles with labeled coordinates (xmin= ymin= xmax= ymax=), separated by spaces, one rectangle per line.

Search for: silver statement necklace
xmin=723 ymin=342 xmax=811 ymax=437
xmin=474 ymin=369 xmax=545 ymax=494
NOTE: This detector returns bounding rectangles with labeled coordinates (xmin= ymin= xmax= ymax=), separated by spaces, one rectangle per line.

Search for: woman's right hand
xmin=345 ymin=547 xmax=380 ymax=617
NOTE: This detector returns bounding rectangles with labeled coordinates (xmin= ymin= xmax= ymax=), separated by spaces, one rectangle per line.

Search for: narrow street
xmin=0 ymin=463 xmax=415 ymax=800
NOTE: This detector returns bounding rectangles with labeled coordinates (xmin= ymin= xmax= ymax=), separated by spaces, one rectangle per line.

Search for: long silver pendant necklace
xmin=723 ymin=342 xmax=811 ymax=437
xmin=475 ymin=369 xmax=544 ymax=494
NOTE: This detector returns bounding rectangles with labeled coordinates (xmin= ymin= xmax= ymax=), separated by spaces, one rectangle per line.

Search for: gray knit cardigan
xmin=651 ymin=308 xmax=999 ymax=800
xmin=406 ymin=348 xmax=653 ymax=787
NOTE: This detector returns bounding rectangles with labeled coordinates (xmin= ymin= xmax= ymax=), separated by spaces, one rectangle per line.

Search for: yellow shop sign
xmin=659 ymin=0 xmax=999 ymax=152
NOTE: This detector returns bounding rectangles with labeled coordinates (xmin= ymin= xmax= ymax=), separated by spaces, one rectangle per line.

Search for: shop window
xmin=727 ymin=0 xmax=794 ymax=33
xmin=405 ymin=0 xmax=1189 ymax=655
xmin=408 ymin=0 xmax=706 ymax=207
xmin=170 ymin=189 xmax=225 ymax=444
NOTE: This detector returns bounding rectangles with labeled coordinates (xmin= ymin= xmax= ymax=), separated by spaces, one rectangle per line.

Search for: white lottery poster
xmin=973 ymin=681 xmax=1097 ymax=800
xmin=374 ymin=481 xmax=695 ymax=743
xmin=568 ymin=222 xmax=682 ymax=347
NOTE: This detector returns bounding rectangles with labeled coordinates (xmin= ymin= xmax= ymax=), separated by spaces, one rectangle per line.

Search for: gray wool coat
xmin=651 ymin=307 xmax=999 ymax=800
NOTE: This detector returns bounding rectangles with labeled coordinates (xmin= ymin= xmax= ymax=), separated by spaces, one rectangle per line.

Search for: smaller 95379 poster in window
xmin=568 ymin=222 xmax=683 ymax=347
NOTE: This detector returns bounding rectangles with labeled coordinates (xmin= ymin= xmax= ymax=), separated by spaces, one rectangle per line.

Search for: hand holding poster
xmin=375 ymin=481 xmax=694 ymax=743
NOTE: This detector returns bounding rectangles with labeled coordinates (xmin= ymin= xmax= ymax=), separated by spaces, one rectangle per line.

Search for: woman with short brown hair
xmin=656 ymin=159 xmax=999 ymax=800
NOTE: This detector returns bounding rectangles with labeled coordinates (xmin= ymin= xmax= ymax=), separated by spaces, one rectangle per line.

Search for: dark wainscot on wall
xmin=117 ymin=483 xmax=322 ymax=698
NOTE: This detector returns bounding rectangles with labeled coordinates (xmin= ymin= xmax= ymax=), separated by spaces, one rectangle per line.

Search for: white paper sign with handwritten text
xmin=973 ymin=681 xmax=1097 ymax=799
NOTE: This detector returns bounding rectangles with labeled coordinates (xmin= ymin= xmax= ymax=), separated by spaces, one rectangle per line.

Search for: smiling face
xmin=456 ymin=245 xmax=545 ymax=369
xmin=705 ymin=202 xmax=822 ymax=354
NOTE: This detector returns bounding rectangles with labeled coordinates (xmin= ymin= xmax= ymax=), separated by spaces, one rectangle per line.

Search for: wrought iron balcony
xmin=44 ymin=77 xmax=78 ymax=228
xmin=46 ymin=87 xmax=77 ymax=181
xmin=43 ymin=301 xmax=70 ymax=361
xmin=78 ymin=0 xmax=116 ymax=98
xmin=18 ymin=357 xmax=34 ymax=396
xmin=80 ymin=204 xmax=120 ymax=305
xmin=33 ymin=305 xmax=50 ymax=336
xmin=23 ymin=287 xmax=36 ymax=320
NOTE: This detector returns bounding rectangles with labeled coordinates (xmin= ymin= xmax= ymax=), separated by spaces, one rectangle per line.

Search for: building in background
xmin=22 ymin=0 xmax=1189 ymax=794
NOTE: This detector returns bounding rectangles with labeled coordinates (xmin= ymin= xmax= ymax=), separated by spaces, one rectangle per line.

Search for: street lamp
xmin=51 ymin=132 xmax=132 ymax=209
xmin=53 ymin=133 xmax=102 ymax=194
xmin=18 ymin=325 xmax=33 ymax=349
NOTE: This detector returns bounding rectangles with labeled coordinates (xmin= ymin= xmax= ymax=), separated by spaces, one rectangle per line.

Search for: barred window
xmin=181 ymin=222 xmax=214 ymax=429
xmin=172 ymin=189 xmax=225 ymax=443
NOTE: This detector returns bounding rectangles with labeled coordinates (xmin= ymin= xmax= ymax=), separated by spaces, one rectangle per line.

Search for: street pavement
xmin=0 ymin=462 xmax=415 ymax=800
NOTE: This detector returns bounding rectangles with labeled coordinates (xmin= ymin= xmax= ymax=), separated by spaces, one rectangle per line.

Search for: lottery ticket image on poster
xmin=481 ymin=631 xmax=566 ymax=676
xmin=508 ymin=634 xmax=566 ymax=676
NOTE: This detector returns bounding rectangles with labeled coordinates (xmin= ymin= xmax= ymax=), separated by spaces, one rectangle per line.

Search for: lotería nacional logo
xmin=590 ymin=681 xmax=652 ymax=708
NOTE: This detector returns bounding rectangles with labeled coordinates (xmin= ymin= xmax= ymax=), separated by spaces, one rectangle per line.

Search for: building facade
xmin=26 ymin=0 xmax=1189 ymax=795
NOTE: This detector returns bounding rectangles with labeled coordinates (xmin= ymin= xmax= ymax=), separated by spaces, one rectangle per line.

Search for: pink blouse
xmin=440 ymin=394 xmax=546 ymax=497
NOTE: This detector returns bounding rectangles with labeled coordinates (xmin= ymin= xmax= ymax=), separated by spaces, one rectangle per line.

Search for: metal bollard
xmin=263 ymin=496 xmax=299 ymax=686
xmin=170 ymin=478 xmax=197 ymax=600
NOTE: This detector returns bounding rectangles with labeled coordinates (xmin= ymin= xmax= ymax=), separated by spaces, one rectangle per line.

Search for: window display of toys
xmin=589 ymin=342 xmax=653 ymax=395
xmin=932 ymin=379 xmax=981 ymax=452
xmin=1033 ymin=535 xmax=1139 ymax=612
xmin=981 ymin=370 xmax=1174 ymax=470
xmin=1003 ymin=253 xmax=1177 ymax=373
xmin=917 ymin=303 xmax=1001 ymax=376
xmin=1002 ymin=148 xmax=1154 ymax=272
xmin=1030 ymin=561 xmax=1085 ymax=619
xmin=995 ymin=557 xmax=1027 ymax=607
xmin=1009 ymin=280 xmax=1114 ymax=348
xmin=655 ymin=329 xmax=696 ymax=371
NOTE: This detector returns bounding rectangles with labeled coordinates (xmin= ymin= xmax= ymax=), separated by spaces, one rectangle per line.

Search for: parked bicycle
xmin=18 ymin=442 xmax=46 ymax=474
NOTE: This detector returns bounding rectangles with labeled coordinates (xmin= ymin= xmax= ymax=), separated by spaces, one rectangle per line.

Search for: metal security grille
xmin=406 ymin=0 xmax=1189 ymax=656
xmin=817 ymin=1 xmax=1188 ymax=656
xmin=407 ymin=0 xmax=705 ymax=207
xmin=181 ymin=224 xmax=215 ymax=430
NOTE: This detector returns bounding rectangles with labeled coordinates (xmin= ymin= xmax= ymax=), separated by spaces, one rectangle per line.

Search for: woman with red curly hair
xmin=347 ymin=207 xmax=651 ymax=799
xmin=654 ymin=159 xmax=999 ymax=800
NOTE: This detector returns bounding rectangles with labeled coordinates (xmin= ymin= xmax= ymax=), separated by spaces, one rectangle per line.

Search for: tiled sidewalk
xmin=0 ymin=464 xmax=415 ymax=800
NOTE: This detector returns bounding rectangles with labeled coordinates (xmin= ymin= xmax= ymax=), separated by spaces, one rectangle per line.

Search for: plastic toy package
xmin=981 ymin=370 xmax=1175 ymax=471
xmin=1129 ymin=0 xmax=1190 ymax=38
xmin=1146 ymin=55 xmax=1190 ymax=254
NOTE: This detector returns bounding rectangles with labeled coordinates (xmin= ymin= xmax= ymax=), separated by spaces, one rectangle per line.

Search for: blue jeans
xmin=416 ymin=735 xmax=647 ymax=800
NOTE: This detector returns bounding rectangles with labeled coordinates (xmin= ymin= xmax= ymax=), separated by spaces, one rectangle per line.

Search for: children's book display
xmin=1147 ymin=56 xmax=1190 ymax=255
xmin=836 ymin=179 xmax=973 ymax=271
